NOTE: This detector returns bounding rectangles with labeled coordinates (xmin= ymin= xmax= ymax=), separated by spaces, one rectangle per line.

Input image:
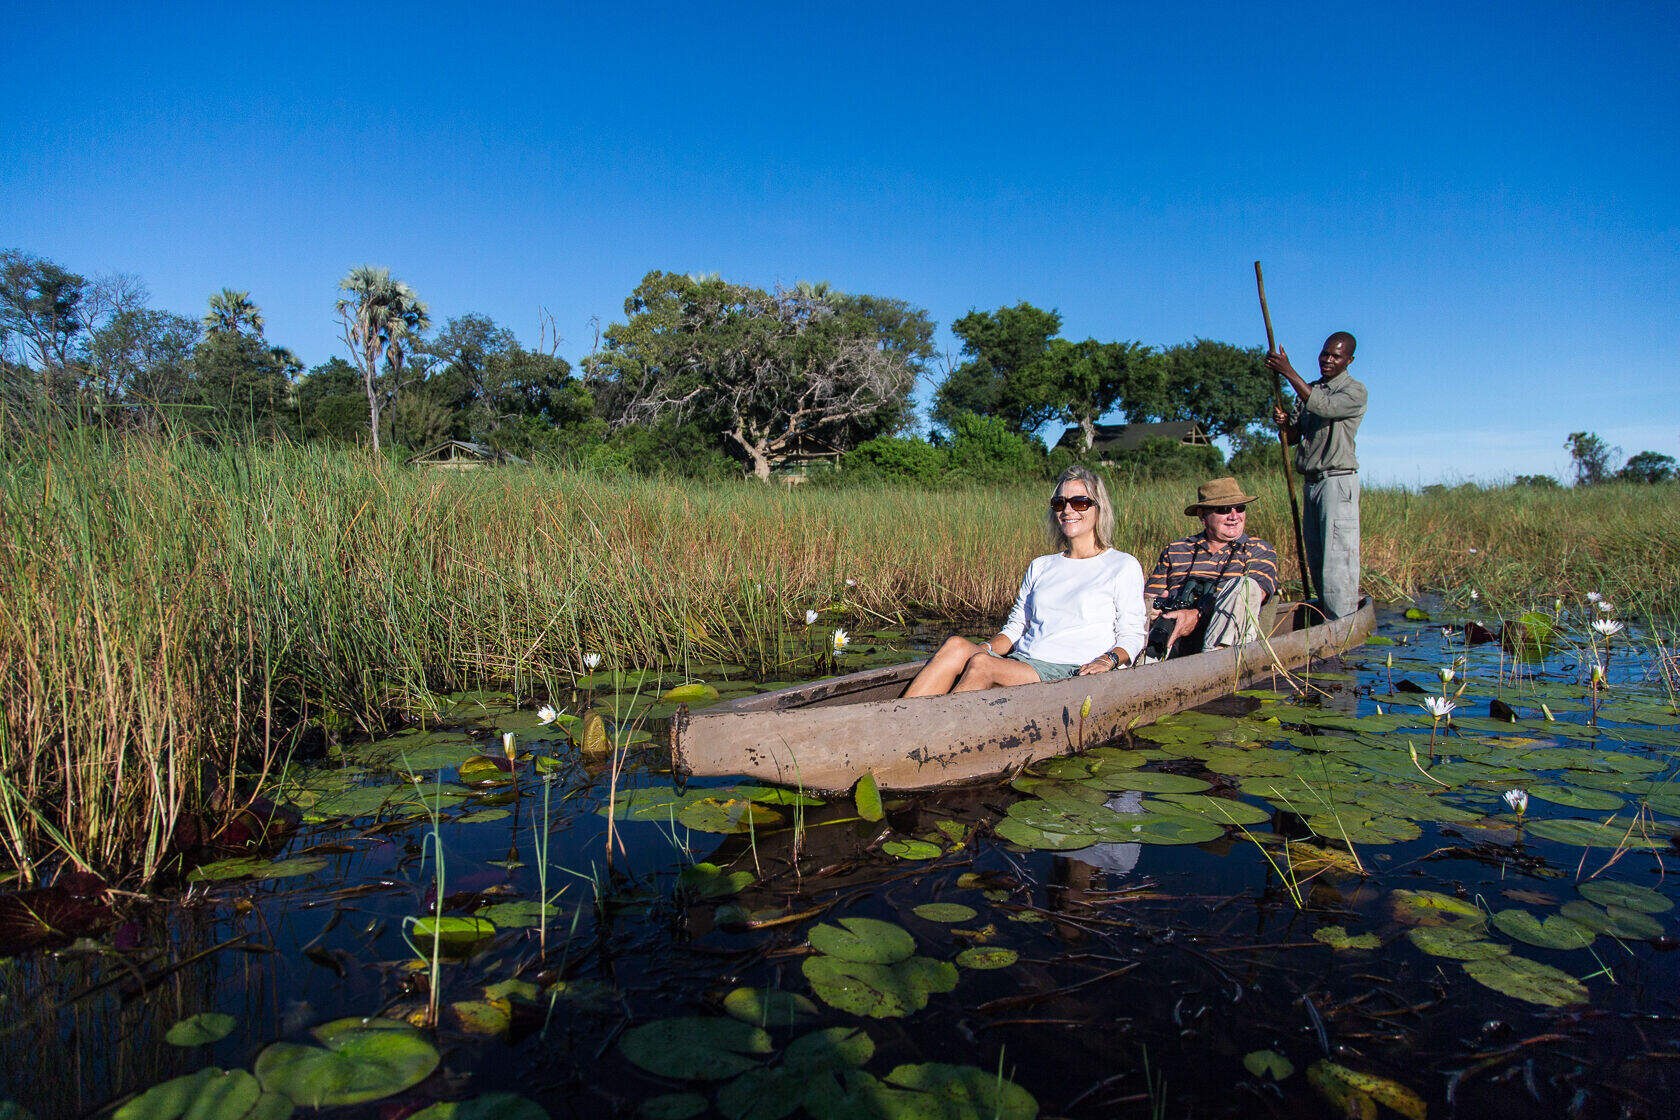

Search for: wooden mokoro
xmin=670 ymin=598 xmax=1374 ymax=793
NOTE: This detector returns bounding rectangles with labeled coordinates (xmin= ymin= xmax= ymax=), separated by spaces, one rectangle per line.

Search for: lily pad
xmin=784 ymin=1027 xmax=876 ymax=1073
xmin=1526 ymin=817 xmax=1669 ymax=849
xmin=406 ymin=1095 xmax=548 ymax=1120
xmin=187 ymin=856 xmax=329 ymax=884
xmin=881 ymin=1063 xmax=1037 ymax=1120
xmin=1306 ymin=813 xmax=1420 ymax=845
xmin=1314 ymin=926 xmax=1379 ymax=950
xmin=678 ymin=862 xmax=754 ymax=898
xmin=809 ymin=918 xmax=915 ymax=964
xmin=1577 ymin=880 xmax=1672 ymax=914
xmin=1526 ymin=784 xmax=1625 ymax=812
xmin=802 ymin=955 xmax=958 ymax=1019
xmin=955 ymin=947 xmax=1018 ymax=969
xmin=618 ymin=1017 xmax=774 ymax=1081
xmin=882 ymin=838 xmax=943 ymax=860
xmin=1125 ymin=814 xmax=1227 ymax=845
xmin=677 ymin=797 xmax=784 ymax=835
xmin=1406 ymin=925 xmax=1510 ymax=960
xmin=913 ymin=903 xmax=977 ymax=923
xmin=1389 ymin=889 xmax=1484 ymax=929
xmin=723 ymin=987 xmax=819 ymax=1027
xmin=1093 ymin=771 xmax=1213 ymax=794
xmin=254 ymin=1018 xmax=440 ymax=1107
xmin=1243 ymin=1050 xmax=1294 ymax=1081
xmin=1489 ymin=909 xmax=1596 ymax=950
xmin=854 ymin=773 xmax=884 ymax=822
xmin=1462 ymin=953 xmax=1588 ymax=1007
xmin=1559 ymin=900 xmax=1665 ymax=940
xmin=113 ymin=1069 xmax=278 ymax=1120
xmin=992 ymin=817 xmax=1096 ymax=851
xmin=474 ymin=900 xmax=560 ymax=928
xmin=408 ymin=916 xmax=496 ymax=953
xmin=1307 ymin=1061 xmax=1425 ymax=1120
xmin=165 ymin=1012 xmax=237 ymax=1047
xmin=1152 ymin=793 xmax=1271 ymax=826
xmin=716 ymin=1067 xmax=810 ymax=1120
xmin=661 ymin=683 xmax=720 ymax=703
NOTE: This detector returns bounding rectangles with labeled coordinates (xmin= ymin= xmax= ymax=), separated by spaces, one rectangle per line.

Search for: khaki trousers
xmin=1304 ymin=472 xmax=1361 ymax=620
xmin=1202 ymin=576 xmax=1267 ymax=649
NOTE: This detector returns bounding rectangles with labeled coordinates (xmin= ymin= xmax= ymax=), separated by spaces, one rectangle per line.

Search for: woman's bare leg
xmin=904 ymin=636 xmax=987 ymax=698
xmin=952 ymin=650 xmax=1041 ymax=692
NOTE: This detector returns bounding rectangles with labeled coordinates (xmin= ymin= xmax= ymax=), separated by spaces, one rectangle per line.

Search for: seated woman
xmin=904 ymin=466 xmax=1146 ymax=697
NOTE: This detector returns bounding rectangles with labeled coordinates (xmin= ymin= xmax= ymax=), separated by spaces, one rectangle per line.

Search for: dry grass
xmin=1 ymin=428 xmax=1673 ymax=883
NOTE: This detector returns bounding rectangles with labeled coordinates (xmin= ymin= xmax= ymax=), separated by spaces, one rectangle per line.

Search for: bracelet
xmin=1104 ymin=651 xmax=1121 ymax=668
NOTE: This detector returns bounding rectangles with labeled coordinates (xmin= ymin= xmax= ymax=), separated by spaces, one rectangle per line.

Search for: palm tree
xmin=203 ymin=288 xmax=264 ymax=336
xmin=336 ymin=267 xmax=430 ymax=452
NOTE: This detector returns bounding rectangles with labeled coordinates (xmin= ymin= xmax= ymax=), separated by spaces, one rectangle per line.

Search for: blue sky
xmin=4 ymin=1 xmax=1676 ymax=483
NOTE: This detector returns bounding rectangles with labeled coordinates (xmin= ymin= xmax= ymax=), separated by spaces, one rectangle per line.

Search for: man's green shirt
xmin=1289 ymin=372 xmax=1367 ymax=474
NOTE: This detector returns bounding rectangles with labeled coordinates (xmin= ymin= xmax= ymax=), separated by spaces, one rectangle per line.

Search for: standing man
xmin=1268 ymin=332 xmax=1366 ymax=619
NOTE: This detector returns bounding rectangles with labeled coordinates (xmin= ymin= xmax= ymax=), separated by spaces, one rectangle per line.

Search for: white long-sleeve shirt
xmin=999 ymin=549 xmax=1147 ymax=665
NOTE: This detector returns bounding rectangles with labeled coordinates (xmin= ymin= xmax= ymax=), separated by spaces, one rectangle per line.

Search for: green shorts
xmin=1000 ymin=649 xmax=1081 ymax=683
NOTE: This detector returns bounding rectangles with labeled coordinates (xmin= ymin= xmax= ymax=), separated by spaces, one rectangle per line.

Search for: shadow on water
xmin=6 ymin=605 xmax=1680 ymax=1118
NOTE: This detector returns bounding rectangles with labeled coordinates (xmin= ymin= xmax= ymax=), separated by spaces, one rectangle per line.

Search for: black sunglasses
xmin=1050 ymin=495 xmax=1097 ymax=512
xmin=1203 ymin=504 xmax=1247 ymax=515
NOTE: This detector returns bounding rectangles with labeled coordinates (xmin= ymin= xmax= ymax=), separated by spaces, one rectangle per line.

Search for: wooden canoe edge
xmin=672 ymin=598 xmax=1374 ymax=794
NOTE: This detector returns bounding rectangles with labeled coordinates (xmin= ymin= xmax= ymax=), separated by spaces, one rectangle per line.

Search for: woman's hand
xmin=1077 ymin=652 xmax=1126 ymax=675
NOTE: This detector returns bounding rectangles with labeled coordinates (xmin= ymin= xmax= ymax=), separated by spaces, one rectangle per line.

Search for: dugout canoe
xmin=670 ymin=597 xmax=1374 ymax=794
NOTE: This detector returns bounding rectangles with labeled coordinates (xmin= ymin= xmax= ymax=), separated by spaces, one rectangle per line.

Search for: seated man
xmin=1142 ymin=477 xmax=1279 ymax=660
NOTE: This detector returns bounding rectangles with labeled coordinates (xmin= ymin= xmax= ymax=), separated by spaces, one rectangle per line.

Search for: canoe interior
xmin=711 ymin=602 xmax=1323 ymax=715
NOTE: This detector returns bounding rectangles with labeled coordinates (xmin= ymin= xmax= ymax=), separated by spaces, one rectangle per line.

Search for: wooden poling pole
xmin=1254 ymin=261 xmax=1315 ymax=603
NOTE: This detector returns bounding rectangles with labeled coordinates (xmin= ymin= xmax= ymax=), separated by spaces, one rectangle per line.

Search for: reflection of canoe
xmin=672 ymin=598 xmax=1374 ymax=793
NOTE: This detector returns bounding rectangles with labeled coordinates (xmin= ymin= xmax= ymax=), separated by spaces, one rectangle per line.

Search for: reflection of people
xmin=1062 ymin=791 xmax=1145 ymax=876
xmin=1143 ymin=477 xmax=1279 ymax=659
xmin=1269 ymin=332 xmax=1366 ymax=619
xmin=904 ymin=466 xmax=1146 ymax=697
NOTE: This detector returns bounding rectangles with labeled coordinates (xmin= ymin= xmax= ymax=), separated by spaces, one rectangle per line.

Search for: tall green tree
xmin=0 ymin=250 xmax=87 ymax=401
xmin=1149 ymin=339 xmax=1272 ymax=438
xmin=1618 ymin=450 xmax=1676 ymax=484
xmin=187 ymin=330 xmax=299 ymax=434
xmin=202 ymin=288 xmax=265 ymax=336
xmin=87 ymin=309 xmax=200 ymax=429
xmin=1051 ymin=338 xmax=1162 ymax=450
xmin=1565 ymin=431 xmax=1618 ymax=486
xmin=422 ymin=313 xmax=592 ymax=448
xmin=932 ymin=302 xmax=1063 ymax=434
xmin=590 ymin=271 xmax=930 ymax=480
xmin=335 ymin=266 xmax=430 ymax=452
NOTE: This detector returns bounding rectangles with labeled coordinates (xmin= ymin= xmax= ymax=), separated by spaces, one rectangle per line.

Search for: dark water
xmin=6 ymin=605 xmax=1679 ymax=1119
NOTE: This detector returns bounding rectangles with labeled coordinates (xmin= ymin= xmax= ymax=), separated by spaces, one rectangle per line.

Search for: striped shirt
xmin=1145 ymin=533 xmax=1279 ymax=603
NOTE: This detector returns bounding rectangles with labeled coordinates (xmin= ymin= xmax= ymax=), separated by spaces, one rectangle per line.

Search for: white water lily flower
xmin=1591 ymin=662 xmax=1606 ymax=684
xmin=1586 ymin=591 xmax=1602 ymax=603
xmin=1592 ymin=618 xmax=1624 ymax=637
xmin=502 ymin=731 xmax=518 ymax=758
xmin=805 ymin=609 xmax=819 ymax=625
xmin=1422 ymin=696 xmax=1456 ymax=719
xmin=1596 ymin=600 xmax=1613 ymax=613
xmin=1437 ymin=666 xmax=1455 ymax=684
xmin=845 ymin=578 xmax=856 ymax=587
xmin=1470 ymin=589 xmax=1479 ymax=601
xmin=832 ymin=628 xmax=850 ymax=652
xmin=582 ymin=653 xmax=601 ymax=671
xmin=1502 ymin=789 xmax=1528 ymax=815
xmin=537 ymin=705 xmax=559 ymax=725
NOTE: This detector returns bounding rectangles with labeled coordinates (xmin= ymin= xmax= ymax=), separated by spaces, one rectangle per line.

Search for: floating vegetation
xmin=9 ymin=606 xmax=1680 ymax=1118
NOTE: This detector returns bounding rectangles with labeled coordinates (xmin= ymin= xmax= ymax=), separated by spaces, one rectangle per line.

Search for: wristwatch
xmin=1104 ymin=651 xmax=1121 ymax=668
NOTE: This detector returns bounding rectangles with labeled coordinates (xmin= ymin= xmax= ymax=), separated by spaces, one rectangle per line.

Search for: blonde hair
xmin=1046 ymin=465 xmax=1115 ymax=552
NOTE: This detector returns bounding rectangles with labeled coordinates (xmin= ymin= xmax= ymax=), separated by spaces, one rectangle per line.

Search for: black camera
xmin=1144 ymin=575 xmax=1219 ymax=661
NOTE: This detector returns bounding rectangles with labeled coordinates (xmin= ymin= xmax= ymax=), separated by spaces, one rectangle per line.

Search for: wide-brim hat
xmin=1185 ymin=476 xmax=1258 ymax=516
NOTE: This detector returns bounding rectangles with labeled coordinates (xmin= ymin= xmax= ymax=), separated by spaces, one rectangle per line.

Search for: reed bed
xmin=1 ymin=429 xmax=1674 ymax=884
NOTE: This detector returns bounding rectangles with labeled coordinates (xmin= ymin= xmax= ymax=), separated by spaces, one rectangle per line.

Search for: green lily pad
xmin=457 ymin=808 xmax=512 ymax=824
xmin=716 ymin=1067 xmax=809 ymax=1120
xmin=992 ymin=816 xmax=1096 ymax=850
xmin=306 ymin=783 xmax=417 ymax=819
xmin=640 ymin=1094 xmax=709 ymax=1120
xmin=1243 ymin=1050 xmax=1295 ymax=1081
xmin=1152 ymin=793 xmax=1272 ymax=826
xmin=1306 ymin=813 xmax=1420 ymax=845
xmin=723 ymin=987 xmax=819 ymax=1027
xmin=913 ymin=903 xmax=976 ymax=923
xmin=802 ymin=955 xmax=957 ymax=1019
xmin=1577 ymin=880 xmax=1673 ymax=914
xmin=408 ymin=916 xmax=496 ymax=953
xmin=1462 ymin=953 xmax=1588 ymax=1007
xmin=1389 ymin=889 xmax=1485 ymax=928
xmin=854 ymin=773 xmax=884 ymax=822
xmin=678 ymin=862 xmax=754 ymax=898
xmin=1526 ymin=817 xmax=1669 ymax=849
xmin=186 ymin=856 xmax=329 ymax=884
xmin=406 ymin=1095 xmax=548 ymax=1120
xmin=474 ymin=900 xmax=560 ymax=928
xmin=882 ymin=1063 xmax=1038 ymax=1120
xmin=165 ymin=1012 xmax=237 ymax=1047
xmin=809 ymin=918 xmax=915 ymax=964
xmin=1124 ymin=814 xmax=1227 ymax=845
xmin=955 ymin=947 xmax=1018 ymax=969
xmin=618 ymin=1017 xmax=774 ymax=1081
xmin=882 ymin=838 xmax=943 ymax=860
xmin=1526 ymin=785 xmax=1625 ymax=812
xmin=113 ymin=1069 xmax=280 ymax=1120
xmin=1558 ymin=900 xmax=1665 ymax=940
xmin=1489 ymin=909 xmax=1596 ymax=950
xmin=254 ymin=1019 xmax=440 ymax=1107
xmin=1406 ymin=925 xmax=1510 ymax=960
xmin=780 ymin=1028 xmax=875 ymax=1077
xmin=662 ymin=683 xmax=720 ymax=703
xmin=1091 ymin=771 xmax=1213 ymax=794
xmin=1313 ymin=926 xmax=1379 ymax=950
xmin=677 ymin=797 xmax=784 ymax=835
